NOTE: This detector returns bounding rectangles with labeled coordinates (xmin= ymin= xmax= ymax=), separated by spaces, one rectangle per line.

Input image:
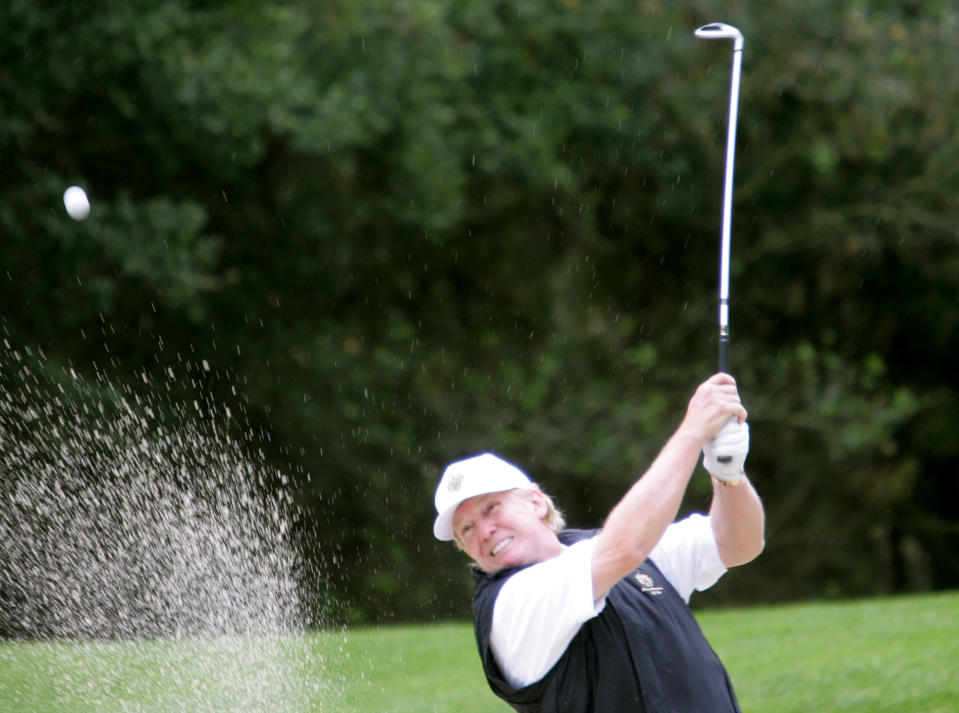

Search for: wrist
xmin=712 ymin=473 xmax=745 ymax=488
xmin=676 ymin=420 xmax=708 ymax=447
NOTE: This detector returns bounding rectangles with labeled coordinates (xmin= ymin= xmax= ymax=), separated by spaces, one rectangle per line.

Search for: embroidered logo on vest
xmin=635 ymin=572 xmax=664 ymax=596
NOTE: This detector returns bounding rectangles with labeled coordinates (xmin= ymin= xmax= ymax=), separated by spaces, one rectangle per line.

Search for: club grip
xmin=718 ymin=335 xmax=729 ymax=374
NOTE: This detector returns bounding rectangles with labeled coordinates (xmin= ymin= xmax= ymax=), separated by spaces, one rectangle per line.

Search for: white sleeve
xmin=490 ymin=538 xmax=605 ymax=689
xmin=649 ymin=513 xmax=727 ymax=603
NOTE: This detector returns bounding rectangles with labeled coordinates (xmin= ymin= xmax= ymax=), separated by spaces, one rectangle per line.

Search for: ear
xmin=525 ymin=489 xmax=549 ymax=520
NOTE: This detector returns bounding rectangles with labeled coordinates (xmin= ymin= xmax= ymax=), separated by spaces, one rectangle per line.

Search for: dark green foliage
xmin=1 ymin=0 xmax=958 ymax=623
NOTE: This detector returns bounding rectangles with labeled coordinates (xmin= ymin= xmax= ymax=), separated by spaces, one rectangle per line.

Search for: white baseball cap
xmin=433 ymin=453 xmax=533 ymax=541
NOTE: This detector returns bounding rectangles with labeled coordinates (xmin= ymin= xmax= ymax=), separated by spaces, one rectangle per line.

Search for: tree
xmin=1 ymin=0 xmax=958 ymax=625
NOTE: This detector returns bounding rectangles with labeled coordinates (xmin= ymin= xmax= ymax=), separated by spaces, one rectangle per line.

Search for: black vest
xmin=472 ymin=529 xmax=742 ymax=713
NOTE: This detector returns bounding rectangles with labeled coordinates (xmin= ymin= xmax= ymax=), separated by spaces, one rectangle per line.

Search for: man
xmin=433 ymin=373 xmax=764 ymax=713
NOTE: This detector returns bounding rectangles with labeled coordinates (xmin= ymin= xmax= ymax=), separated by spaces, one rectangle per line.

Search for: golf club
xmin=695 ymin=22 xmax=744 ymax=464
xmin=694 ymin=22 xmax=743 ymax=375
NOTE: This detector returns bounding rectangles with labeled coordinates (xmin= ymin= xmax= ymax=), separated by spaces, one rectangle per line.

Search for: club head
xmin=694 ymin=23 xmax=743 ymax=51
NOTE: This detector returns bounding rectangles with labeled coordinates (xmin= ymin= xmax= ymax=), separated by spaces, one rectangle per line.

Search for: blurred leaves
xmin=1 ymin=0 xmax=958 ymax=622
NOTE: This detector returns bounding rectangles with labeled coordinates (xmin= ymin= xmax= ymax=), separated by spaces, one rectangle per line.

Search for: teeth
xmin=492 ymin=537 xmax=513 ymax=556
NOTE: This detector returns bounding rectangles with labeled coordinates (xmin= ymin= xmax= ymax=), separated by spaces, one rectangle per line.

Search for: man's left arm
xmin=709 ymin=475 xmax=765 ymax=567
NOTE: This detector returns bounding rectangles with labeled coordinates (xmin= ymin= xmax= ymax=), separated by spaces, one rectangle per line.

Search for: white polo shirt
xmin=489 ymin=513 xmax=727 ymax=689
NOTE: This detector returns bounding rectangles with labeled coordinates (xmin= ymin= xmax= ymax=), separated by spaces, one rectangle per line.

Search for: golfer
xmin=433 ymin=373 xmax=764 ymax=713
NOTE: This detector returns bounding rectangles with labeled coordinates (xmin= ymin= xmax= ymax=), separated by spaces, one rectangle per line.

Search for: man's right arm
xmin=590 ymin=374 xmax=747 ymax=601
xmin=491 ymin=539 xmax=602 ymax=689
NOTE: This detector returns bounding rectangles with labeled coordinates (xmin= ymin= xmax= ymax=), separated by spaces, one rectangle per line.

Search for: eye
xmin=485 ymin=501 xmax=499 ymax=515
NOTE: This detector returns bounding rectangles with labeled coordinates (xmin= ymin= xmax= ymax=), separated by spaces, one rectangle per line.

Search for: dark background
xmin=2 ymin=0 xmax=957 ymax=626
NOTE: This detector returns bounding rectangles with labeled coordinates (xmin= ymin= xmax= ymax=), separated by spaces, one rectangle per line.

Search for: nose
xmin=478 ymin=516 xmax=497 ymax=541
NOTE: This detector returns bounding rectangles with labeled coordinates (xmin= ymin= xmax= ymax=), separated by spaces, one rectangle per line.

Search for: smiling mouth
xmin=491 ymin=536 xmax=513 ymax=556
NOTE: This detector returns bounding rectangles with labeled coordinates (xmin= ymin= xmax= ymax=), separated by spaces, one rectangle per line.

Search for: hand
xmin=682 ymin=373 xmax=748 ymax=443
xmin=703 ymin=418 xmax=749 ymax=483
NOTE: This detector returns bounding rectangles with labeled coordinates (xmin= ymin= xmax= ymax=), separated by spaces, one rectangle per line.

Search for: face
xmin=452 ymin=489 xmax=563 ymax=573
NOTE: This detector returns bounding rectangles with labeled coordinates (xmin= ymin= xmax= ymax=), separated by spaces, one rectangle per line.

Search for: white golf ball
xmin=63 ymin=186 xmax=91 ymax=221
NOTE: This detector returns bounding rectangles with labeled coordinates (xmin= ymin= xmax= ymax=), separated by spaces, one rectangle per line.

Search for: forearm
xmin=709 ymin=475 xmax=765 ymax=567
xmin=591 ymin=373 xmax=748 ymax=598
xmin=593 ymin=426 xmax=703 ymax=587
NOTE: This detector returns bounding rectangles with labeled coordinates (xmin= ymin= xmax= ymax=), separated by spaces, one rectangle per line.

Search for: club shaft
xmin=718 ymin=45 xmax=742 ymax=374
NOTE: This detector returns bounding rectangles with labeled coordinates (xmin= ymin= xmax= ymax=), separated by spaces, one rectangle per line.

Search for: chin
xmin=495 ymin=552 xmax=527 ymax=571
xmin=480 ymin=556 xmax=513 ymax=574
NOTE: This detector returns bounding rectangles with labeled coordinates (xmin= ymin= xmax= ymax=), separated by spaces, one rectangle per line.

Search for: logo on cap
xmin=447 ymin=471 xmax=464 ymax=492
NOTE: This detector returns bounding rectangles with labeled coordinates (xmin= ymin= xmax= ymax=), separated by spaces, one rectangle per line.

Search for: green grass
xmin=1 ymin=591 xmax=957 ymax=712
xmin=702 ymin=591 xmax=959 ymax=713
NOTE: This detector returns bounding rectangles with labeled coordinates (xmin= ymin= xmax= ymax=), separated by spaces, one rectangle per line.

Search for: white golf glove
xmin=702 ymin=419 xmax=749 ymax=484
